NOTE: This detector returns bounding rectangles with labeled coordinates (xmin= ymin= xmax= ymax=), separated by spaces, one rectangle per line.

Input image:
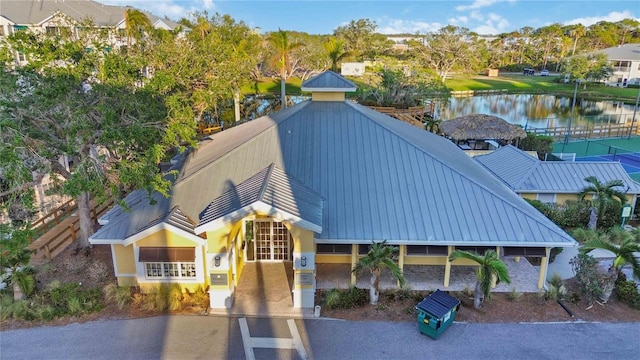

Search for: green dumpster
xmin=415 ymin=289 xmax=461 ymax=339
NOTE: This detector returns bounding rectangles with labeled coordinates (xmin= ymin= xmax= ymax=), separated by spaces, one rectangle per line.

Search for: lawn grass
xmin=245 ymin=74 xmax=639 ymax=102
xmin=447 ymin=74 xmax=640 ymax=102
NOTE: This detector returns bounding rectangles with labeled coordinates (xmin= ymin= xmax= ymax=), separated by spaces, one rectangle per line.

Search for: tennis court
xmin=553 ymin=137 xmax=640 ymax=182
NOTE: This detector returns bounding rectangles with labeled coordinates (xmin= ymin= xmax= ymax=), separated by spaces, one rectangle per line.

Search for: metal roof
xmin=301 ymin=71 xmax=357 ymax=92
xmin=196 ymin=164 xmax=324 ymax=233
xmin=476 ymin=145 xmax=640 ymax=194
xmin=0 ymin=0 xmax=182 ymax=29
xmin=92 ymin=72 xmax=578 ymax=248
xmin=596 ymin=44 xmax=640 ymax=61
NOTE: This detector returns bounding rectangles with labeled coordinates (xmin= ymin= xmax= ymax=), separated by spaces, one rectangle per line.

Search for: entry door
xmin=253 ymin=220 xmax=291 ymax=261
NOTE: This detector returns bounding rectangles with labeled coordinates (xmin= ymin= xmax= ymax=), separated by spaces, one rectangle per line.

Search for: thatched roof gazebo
xmin=440 ymin=114 xmax=526 ymax=149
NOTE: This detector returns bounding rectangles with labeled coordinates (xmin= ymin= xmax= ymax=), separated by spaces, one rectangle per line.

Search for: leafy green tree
xmin=352 ymin=240 xmax=405 ymax=305
xmin=412 ymin=25 xmax=478 ymax=84
xmin=579 ymin=228 xmax=640 ymax=302
xmin=448 ymin=249 xmax=511 ymax=309
xmin=333 ymin=18 xmax=392 ymax=61
xmin=0 ymin=224 xmax=36 ymax=301
xmin=578 ymin=176 xmax=627 ymax=230
xmin=532 ymin=23 xmax=564 ymax=69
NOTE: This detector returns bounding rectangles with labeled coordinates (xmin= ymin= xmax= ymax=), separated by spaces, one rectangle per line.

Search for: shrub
xmin=507 ymin=287 xmax=522 ymax=301
xmin=102 ymin=283 xmax=131 ymax=310
xmin=614 ymin=272 xmax=640 ymax=309
xmin=546 ymin=273 xmax=567 ymax=301
xmin=88 ymin=261 xmax=109 ymax=283
xmin=137 ymin=284 xmax=184 ymax=312
xmin=323 ymin=287 xmax=368 ymax=309
xmin=570 ymin=253 xmax=606 ymax=305
xmin=183 ymin=286 xmax=209 ymax=310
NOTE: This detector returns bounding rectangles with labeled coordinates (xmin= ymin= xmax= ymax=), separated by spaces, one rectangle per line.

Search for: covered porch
xmin=316 ymin=256 xmax=542 ymax=293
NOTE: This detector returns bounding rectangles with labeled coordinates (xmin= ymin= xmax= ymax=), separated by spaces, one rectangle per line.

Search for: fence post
xmin=69 ymin=224 xmax=76 ymax=240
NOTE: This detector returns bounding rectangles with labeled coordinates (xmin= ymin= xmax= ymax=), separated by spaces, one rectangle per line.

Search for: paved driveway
xmin=2 ymin=315 xmax=639 ymax=359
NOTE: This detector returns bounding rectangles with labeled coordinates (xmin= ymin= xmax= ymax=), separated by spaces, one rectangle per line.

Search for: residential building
xmin=90 ymin=71 xmax=577 ymax=311
xmin=0 ymin=0 xmax=184 ymax=65
xmin=595 ymin=43 xmax=640 ymax=87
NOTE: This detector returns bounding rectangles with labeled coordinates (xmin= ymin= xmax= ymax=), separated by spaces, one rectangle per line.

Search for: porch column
xmin=288 ymin=225 xmax=316 ymax=309
xmin=350 ymin=244 xmax=358 ymax=286
xmin=443 ymin=246 xmax=453 ymax=287
xmin=398 ymin=245 xmax=405 ymax=287
xmin=538 ymin=247 xmax=551 ymax=289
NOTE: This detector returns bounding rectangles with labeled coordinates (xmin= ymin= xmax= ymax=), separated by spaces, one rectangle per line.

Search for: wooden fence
xmin=367 ymin=106 xmax=427 ymax=128
xmin=527 ymin=123 xmax=639 ymax=140
xmin=29 ymin=198 xmax=114 ymax=264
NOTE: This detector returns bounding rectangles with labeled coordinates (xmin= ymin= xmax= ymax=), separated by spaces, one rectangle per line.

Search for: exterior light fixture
xmin=301 ymin=256 xmax=307 ymax=267
xmin=214 ymin=256 xmax=221 ymax=267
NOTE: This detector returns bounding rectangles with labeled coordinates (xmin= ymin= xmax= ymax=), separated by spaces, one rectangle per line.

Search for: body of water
xmin=438 ymin=94 xmax=638 ymax=130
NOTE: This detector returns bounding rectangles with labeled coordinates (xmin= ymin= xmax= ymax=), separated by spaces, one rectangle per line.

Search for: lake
xmin=438 ymin=94 xmax=638 ymax=130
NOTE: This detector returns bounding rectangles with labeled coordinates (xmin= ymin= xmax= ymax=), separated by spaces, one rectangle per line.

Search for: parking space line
xmin=239 ymin=317 xmax=308 ymax=359
xmin=287 ymin=319 xmax=308 ymax=360
xmin=238 ymin=318 xmax=256 ymax=360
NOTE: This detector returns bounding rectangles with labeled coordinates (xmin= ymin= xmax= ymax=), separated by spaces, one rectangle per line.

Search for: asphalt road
xmin=1 ymin=315 xmax=639 ymax=360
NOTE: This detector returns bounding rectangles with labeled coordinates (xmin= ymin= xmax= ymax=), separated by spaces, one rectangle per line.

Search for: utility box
xmin=485 ymin=68 xmax=499 ymax=77
xmin=415 ymin=289 xmax=461 ymax=339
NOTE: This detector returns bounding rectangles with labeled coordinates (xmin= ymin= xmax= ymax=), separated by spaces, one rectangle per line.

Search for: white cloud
xmin=469 ymin=11 xmax=484 ymax=21
xmin=377 ymin=19 xmax=444 ymax=34
xmin=455 ymin=0 xmax=499 ymax=12
xmin=472 ymin=13 xmax=510 ymax=35
xmin=100 ymin=0 xmax=208 ymax=20
xmin=565 ymin=10 xmax=639 ymax=26
xmin=449 ymin=16 xmax=469 ymax=25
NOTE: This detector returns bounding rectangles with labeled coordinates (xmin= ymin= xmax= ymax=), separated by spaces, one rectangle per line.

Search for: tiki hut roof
xmin=440 ymin=114 xmax=526 ymax=141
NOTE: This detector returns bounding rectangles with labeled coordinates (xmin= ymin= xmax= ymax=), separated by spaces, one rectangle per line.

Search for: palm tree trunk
xmin=474 ymin=281 xmax=483 ymax=309
xmin=370 ymin=269 xmax=380 ymax=305
xmin=280 ymin=77 xmax=286 ymax=109
xmin=234 ymin=89 xmax=241 ymax=122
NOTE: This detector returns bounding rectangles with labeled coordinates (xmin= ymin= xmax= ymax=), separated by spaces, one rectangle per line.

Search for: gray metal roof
xmin=596 ymin=44 xmax=640 ymax=61
xmin=301 ymin=71 xmax=356 ymax=92
xmin=476 ymin=145 xmax=640 ymax=194
xmin=197 ymin=164 xmax=324 ymax=232
xmin=0 ymin=0 xmax=182 ymax=29
xmin=92 ymin=72 xmax=578 ymax=247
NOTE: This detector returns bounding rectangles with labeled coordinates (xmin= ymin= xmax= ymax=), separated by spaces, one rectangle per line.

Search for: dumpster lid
xmin=416 ymin=290 xmax=460 ymax=318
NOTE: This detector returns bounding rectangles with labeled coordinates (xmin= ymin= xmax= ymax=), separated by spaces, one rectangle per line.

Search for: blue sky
xmin=102 ymin=0 xmax=640 ymax=35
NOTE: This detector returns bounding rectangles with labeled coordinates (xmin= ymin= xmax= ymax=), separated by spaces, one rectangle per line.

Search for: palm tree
xmin=324 ymin=37 xmax=349 ymax=72
xmin=578 ymin=176 xmax=627 ymax=230
xmin=124 ymin=8 xmax=152 ymax=47
xmin=352 ymin=240 xmax=405 ymax=305
xmin=579 ymin=228 xmax=640 ymax=302
xmin=448 ymin=249 xmax=511 ymax=309
xmin=267 ymin=29 xmax=303 ymax=108
xmin=569 ymin=24 xmax=586 ymax=56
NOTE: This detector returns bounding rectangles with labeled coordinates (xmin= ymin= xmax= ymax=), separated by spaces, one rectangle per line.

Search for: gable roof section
xmin=301 ymin=71 xmax=357 ymax=92
xmin=195 ymin=164 xmax=324 ymax=234
xmin=90 ymin=192 xmax=202 ymax=245
xmin=476 ymin=145 xmax=640 ymax=194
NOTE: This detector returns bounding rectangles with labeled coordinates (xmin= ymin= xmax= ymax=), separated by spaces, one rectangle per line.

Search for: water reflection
xmin=439 ymin=94 xmax=636 ymax=130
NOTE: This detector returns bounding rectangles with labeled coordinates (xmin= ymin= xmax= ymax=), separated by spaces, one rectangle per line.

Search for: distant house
xmin=475 ymin=145 xmax=640 ymax=209
xmin=0 ymin=0 xmax=185 ymax=66
xmin=90 ymin=72 xmax=577 ymax=311
xmin=595 ymin=44 xmax=640 ymax=87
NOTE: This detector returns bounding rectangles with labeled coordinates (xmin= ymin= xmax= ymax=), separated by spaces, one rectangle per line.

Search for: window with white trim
xmin=536 ymin=193 xmax=556 ymax=203
xmin=145 ymin=262 xmax=197 ymax=279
